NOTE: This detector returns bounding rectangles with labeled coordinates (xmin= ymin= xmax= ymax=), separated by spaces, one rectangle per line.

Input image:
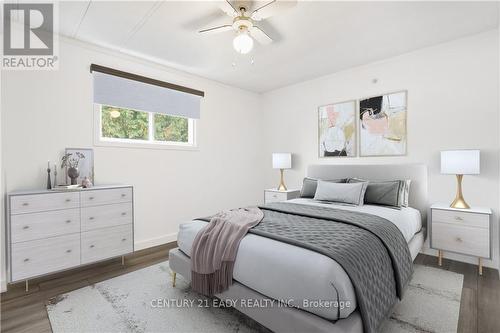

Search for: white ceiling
xmin=55 ymin=1 xmax=498 ymax=93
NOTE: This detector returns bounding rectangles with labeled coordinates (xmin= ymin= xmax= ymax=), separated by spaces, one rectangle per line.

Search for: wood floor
xmin=1 ymin=247 xmax=499 ymax=333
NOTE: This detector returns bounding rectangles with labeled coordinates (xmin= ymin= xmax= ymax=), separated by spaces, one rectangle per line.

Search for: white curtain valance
xmin=92 ymin=66 xmax=202 ymax=119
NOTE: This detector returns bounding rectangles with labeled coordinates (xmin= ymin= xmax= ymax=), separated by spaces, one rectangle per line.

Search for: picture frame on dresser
xmin=6 ymin=185 xmax=134 ymax=291
xmin=64 ymin=147 xmax=94 ymax=185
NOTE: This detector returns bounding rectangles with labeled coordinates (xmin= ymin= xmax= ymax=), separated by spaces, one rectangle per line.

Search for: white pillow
xmin=314 ymin=180 xmax=369 ymax=205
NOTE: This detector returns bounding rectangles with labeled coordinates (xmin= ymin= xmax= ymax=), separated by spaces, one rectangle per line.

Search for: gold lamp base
xmin=450 ymin=174 xmax=470 ymax=209
xmin=277 ymin=169 xmax=287 ymax=191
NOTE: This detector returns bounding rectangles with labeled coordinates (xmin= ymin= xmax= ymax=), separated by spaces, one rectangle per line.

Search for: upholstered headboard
xmin=307 ymin=164 xmax=428 ymax=223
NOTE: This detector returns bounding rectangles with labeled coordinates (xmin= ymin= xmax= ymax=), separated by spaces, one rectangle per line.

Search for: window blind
xmin=91 ymin=64 xmax=203 ymax=119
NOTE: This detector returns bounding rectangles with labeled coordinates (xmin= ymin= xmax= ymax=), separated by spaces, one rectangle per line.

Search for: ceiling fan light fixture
xmin=233 ymin=30 xmax=254 ymax=54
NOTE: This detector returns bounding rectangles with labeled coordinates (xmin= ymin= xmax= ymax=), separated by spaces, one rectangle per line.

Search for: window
xmin=91 ymin=64 xmax=203 ymax=150
xmin=98 ymin=105 xmax=195 ymax=147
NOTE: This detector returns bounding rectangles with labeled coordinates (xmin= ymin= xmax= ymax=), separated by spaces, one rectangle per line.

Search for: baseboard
xmin=134 ymin=232 xmax=178 ymax=251
xmin=1 ymin=278 xmax=6 ymax=293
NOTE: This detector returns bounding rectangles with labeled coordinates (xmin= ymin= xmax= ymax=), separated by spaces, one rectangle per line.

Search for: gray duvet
xmin=251 ymin=202 xmax=413 ymax=333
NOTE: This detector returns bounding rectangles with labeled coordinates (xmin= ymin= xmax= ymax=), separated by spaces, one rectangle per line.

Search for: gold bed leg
xmin=478 ymin=258 xmax=483 ymax=276
xmin=25 ymin=280 xmax=29 ymax=292
xmin=172 ymin=272 xmax=177 ymax=287
xmin=438 ymin=250 xmax=443 ymax=266
xmin=121 ymin=255 xmax=125 ymax=266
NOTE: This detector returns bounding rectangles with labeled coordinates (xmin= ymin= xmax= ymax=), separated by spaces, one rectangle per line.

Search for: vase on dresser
xmin=67 ymin=167 xmax=79 ymax=185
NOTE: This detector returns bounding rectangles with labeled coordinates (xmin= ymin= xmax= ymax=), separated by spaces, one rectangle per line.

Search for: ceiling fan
xmin=199 ymin=0 xmax=297 ymax=54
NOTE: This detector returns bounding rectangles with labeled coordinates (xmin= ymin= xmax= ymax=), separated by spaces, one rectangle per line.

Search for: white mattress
xmin=177 ymin=200 xmax=422 ymax=321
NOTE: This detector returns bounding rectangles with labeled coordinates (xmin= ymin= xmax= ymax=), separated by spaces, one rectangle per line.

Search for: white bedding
xmin=177 ymin=199 xmax=422 ymax=321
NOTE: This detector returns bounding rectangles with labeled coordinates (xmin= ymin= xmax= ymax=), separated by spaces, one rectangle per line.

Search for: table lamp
xmin=441 ymin=150 xmax=480 ymax=209
xmin=272 ymin=153 xmax=292 ymax=191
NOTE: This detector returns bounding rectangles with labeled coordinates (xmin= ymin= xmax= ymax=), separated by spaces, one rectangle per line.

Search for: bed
xmin=169 ymin=164 xmax=428 ymax=333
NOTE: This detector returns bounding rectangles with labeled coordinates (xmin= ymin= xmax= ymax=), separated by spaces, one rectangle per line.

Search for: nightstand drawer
xmin=432 ymin=209 xmax=489 ymax=229
xmin=265 ymin=191 xmax=288 ymax=203
xmin=432 ymin=222 xmax=489 ymax=258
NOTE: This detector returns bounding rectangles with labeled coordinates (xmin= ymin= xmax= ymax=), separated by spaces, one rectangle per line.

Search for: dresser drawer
xmin=10 ymin=192 xmax=79 ymax=214
xmin=81 ymin=203 xmax=132 ymax=231
xmin=265 ymin=191 xmax=288 ymax=203
xmin=432 ymin=209 xmax=489 ymax=229
xmin=81 ymin=188 xmax=132 ymax=207
xmin=11 ymin=233 xmax=80 ymax=281
xmin=11 ymin=208 xmax=80 ymax=243
xmin=432 ymin=222 xmax=489 ymax=258
xmin=81 ymin=225 xmax=133 ymax=264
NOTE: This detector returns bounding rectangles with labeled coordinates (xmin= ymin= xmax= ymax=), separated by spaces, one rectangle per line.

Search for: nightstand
xmin=264 ymin=189 xmax=300 ymax=204
xmin=430 ymin=203 xmax=492 ymax=275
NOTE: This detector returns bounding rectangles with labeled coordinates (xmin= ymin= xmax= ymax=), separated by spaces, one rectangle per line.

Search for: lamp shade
xmin=272 ymin=153 xmax=292 ymax=169
xmin=441 ymin=150 xmax=480 ymax=175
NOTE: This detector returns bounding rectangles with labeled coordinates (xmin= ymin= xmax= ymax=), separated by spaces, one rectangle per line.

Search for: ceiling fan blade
xmin=218 ymin=0 xmax=238 ymax=17
xmin=199 ymin=24 xmax=234 ymax=34
xmin=249 ymin=26 xmax=273 ymax=45
xmin=251 ymin=0 xmax=297 ymax=21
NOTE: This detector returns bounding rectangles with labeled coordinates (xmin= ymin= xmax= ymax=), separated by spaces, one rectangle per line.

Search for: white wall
xmin=261 ymin=30 xmax=500 ymax=269
xmin=1 ymin=37 xmax=266 ymax=285
xmin=1 ymin=29 xmax=499 ymax=290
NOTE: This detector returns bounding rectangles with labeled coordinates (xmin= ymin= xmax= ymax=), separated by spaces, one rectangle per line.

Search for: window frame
xmin=93 ymin=104 xmax=198 ymax=151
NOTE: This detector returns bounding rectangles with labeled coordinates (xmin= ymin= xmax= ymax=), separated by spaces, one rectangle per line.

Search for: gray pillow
xmin=314 ymin=180 xmax=368 ymax=205
xmin=347 ymin=178 xmax=406 ymax=208
xmin=402 ymin=180 xmax=411 ymax=207
xmin=300 ymin=177 xmax=346 ymax=198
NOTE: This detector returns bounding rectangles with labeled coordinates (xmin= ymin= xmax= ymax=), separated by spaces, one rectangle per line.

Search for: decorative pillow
xmin=402 ymin=180 xmax=411 ymax=207
xmin=347 ymin=178 xmax=407 ymax=208
xmin=300 ymin=177 xmax=346 ymax=198
xmin=313 ymin=180 xmax=368 ymax=205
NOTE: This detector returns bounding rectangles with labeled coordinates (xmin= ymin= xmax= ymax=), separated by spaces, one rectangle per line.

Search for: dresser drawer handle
xmin=122 ymin=238 xmax=127 ymax=242
xmin=121 ymin=194 xmax=126 ymax=197
xmin=272 ymin=194 xmax=277 ymax=198
xmin=66 ymin=249 xmax=72 ymax=253
xmin=65 ymin=220 xmax=71 ymax=224
xmin=65 ymin=198 xmax=71 ymax=202
xmin=23 ymin=258 xmax=30 ymax=262
xmin=22 ymin=202 xmax=29 ymax=206
xmin=89 ymin=196 xmax=94 ymax=200
xmin=121 ymin=212 xmax=127 ymax=216
xmin=454 ymin=216 xmax=463 ymax=221
xmin=456 ymin=237 xmax=463 ymax=242
xmin=90 ymin=245 xmax=95 ymax=248
xmin=89 ymin=217 xmax=95 ymax=220
xmin=22 ymin=226 xmax=30 ymax=230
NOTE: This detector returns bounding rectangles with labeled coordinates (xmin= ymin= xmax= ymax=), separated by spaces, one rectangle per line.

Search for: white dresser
xmin=430 ymin=203 xmax=491 ymax=275
xmin=7 ymin=185 xmax=134 ymax=287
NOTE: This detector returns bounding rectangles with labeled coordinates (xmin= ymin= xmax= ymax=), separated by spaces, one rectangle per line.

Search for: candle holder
xmin=46 ymin=166 xmax=52 ymax=190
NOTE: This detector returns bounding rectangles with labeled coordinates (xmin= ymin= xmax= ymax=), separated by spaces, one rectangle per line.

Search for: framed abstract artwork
xmin=318 ymin=100 xmax=356 ymax=157
xmin=359 ymin=91 xmax=407 ymax=156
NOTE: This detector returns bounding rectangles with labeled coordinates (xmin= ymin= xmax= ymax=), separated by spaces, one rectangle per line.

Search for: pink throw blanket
xmin=190 ymin=207 xmax=264 ymax=296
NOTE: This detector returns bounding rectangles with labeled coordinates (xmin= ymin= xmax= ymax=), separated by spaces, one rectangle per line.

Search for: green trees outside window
xmin=101 ymin=105 xmax=190 ymax=143
xmin=154 ymin=113 xmax=188 ymax=142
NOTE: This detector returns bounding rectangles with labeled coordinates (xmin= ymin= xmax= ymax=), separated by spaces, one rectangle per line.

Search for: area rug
xmin=46 ymin=262 xmax=463 ymax=333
